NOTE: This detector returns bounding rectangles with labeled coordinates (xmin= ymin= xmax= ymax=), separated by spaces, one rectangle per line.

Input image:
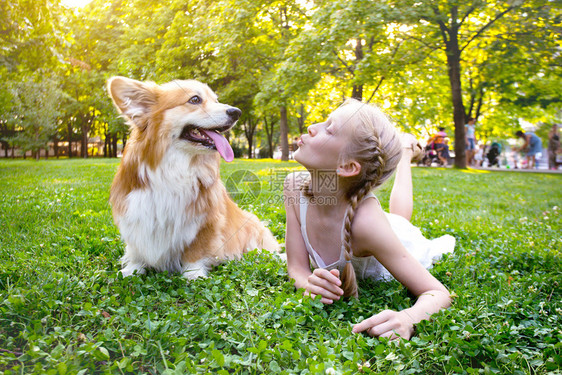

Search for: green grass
xmin=0 ymin=158 xmax=560 ymax=374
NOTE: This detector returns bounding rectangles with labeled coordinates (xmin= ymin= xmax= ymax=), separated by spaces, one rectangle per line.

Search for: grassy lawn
xmin=0 ymin=158 xmax=560 ymax=374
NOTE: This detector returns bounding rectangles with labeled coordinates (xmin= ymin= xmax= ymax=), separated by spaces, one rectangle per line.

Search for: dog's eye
xmin=188 ymin=96 xmax=202 ymax=105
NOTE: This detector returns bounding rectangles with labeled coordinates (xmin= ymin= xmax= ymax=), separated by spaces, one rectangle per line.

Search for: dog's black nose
xmin=227 ymin=107 xmax=242 ymax=121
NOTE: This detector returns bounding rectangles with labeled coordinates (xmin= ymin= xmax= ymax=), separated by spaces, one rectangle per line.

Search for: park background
xmin=1 ymin=0 xmax=561 ymax=168
xmin=0 ymin=0 xmax=561 ymax=374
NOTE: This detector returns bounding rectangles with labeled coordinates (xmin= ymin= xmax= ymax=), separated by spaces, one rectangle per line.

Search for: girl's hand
xmin=303 ymin=268 xmax=344 ymax=304
xmin=352 ymin=310 xmax=415 ymax=340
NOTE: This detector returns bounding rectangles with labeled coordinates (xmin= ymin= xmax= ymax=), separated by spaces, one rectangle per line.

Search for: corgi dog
xmin=107 ymin=76 xmax=280 ymax=279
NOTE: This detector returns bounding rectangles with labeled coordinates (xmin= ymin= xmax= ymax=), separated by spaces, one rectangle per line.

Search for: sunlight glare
xmin=62 ymin=0 xmax=93 ymax=8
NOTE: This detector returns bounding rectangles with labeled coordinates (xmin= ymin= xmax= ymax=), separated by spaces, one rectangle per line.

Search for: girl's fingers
xmin=329 ymin=269 xmax=340 ymax=279
xmin=367 ymin=321 xmax=395 ymax=337
xmin=304 ymin=272 xmax=344 ymax=302
xmin=302 ymin=268 xmax=345 ymax=304
xmin=309 ymin=270 xmax=343 ymax=296
xmin=306 ymin=282 xmax=342 ymax=301
xmin=311 ymin=278 xmax=343 ymax=297
xmin=377 ymin=329 xmax=400 ymax=340
xmin=304 ymin=290 xmax=336 ymax=304
xmin=319 ymin=296 xmax=335 ymax=304
xmin=353 ymin=310 xmax=414 ymax=340
xmin=352 ymin=310 xmax=393 ymax=333
xmin=313 ymin=268 xmax=342 ymax=287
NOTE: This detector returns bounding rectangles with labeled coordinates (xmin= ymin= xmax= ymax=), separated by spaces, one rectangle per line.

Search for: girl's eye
xmin=188 ymin=96 xmax=202 ymax=105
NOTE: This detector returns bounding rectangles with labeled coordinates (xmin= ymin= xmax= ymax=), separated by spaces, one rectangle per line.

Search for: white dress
xmin=299 ymin=192 xmax=455 ymax=281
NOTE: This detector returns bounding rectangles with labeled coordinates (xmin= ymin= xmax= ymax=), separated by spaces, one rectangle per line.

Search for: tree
xmin=8 ymin=78 xmax=64 ymax=159
xmin=0 ymin=0 xmax=69 ymax=72
xmin=394 ymin=0 xmax=561 ymax=167
xmin=64 ymin=0 xmax=137 ymax=157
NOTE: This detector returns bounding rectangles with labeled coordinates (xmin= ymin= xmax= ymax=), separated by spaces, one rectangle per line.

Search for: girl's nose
xmin=307 ymin=124 xmax=317 ymax=136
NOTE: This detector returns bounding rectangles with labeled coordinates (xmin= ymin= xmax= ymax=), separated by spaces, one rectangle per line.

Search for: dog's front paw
xmin=182 ymin=259 xmax=210 ymax=280
xmin=119 ymin=264 xmax=146 ymax=277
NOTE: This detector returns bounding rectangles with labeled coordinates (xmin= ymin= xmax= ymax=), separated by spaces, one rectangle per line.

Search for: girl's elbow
xmin=437 ymin=287 xmax=453 ymax=309
xmin=442 ymin=291 xmax=452 ymax=308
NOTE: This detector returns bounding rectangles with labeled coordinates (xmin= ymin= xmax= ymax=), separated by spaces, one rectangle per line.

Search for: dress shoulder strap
xmin=299 ymin=190 xmax=308 ymax=229
xmin=362 ymin=192 xmax=381 ymax=206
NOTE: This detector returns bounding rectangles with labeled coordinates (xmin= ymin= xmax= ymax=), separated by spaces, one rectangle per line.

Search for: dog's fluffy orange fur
xmin=107 ymin=77 xmax=279 ymax=279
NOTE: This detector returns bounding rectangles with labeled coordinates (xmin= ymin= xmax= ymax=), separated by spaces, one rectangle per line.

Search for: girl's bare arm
xmin=283 ymin=173 xmax=344 ymax=303
xmin=351 ymin=200 xmax=451 ymax=338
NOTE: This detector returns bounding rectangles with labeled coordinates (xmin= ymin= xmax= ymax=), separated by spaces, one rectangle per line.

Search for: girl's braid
xmin=340 ymin=134 xmax=387 ymax=297
xmin=301 ymin=174 xmax=313 ymax=198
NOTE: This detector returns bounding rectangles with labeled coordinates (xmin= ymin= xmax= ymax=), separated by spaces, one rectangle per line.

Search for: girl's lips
xmin=297 ymin=139 xmax=303 ymax=147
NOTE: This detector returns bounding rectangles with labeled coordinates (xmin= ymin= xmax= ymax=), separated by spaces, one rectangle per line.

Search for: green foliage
xmin=0 ymin=0 xmax=69 ymax=71
xmin=0 ymin=159 xmax=560 ymax=373
xmin=1 ymin=0 xmax=560 ymax=160
xmin=7 ymin=77 xmax=66 ymax=156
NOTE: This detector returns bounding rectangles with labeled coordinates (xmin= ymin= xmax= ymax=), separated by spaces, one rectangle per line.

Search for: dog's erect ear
xmin=107 ymin=76 xmax=157 ymax=122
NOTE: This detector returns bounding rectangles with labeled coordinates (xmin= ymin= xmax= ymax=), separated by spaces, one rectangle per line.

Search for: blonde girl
xmin=283 ymin=99 xmax=455 ymax=340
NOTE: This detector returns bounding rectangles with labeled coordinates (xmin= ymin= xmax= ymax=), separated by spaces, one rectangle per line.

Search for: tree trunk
xmin=53 ymin=138 xmax=59 ymax=158
xmin=351 ymin=85 xmax=363 ymax=101
xmin=109 ymin=134 xmax=114 ymax=158
xmin=67 ymin=122 xmax=73 ymax=158
xmin=112 ymin=134 xmax=118 ymax=157
xmin=264 ymin=116 xmax=275 ymax=158
xmin=351 ymin=39 xmax=364 ymax=101
xmin=81 ymin=112 xmax=93 ymax=159
xmin=445 ymin=23 xmax=467 ymax=168
xmin=280 ymin=106 xmax=289 ymax=161
xmin=243 ymin=116 xmax=257 ymax=159
xmin=104 ymin=126 xmax=109 ymax=158
xmin=81 ymin=129 xmax=88 ymax=158
xmin=297 ymin=104 xmax=305 ymax=135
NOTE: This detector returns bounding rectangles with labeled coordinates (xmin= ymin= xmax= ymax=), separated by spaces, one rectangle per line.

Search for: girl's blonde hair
xmin=303 ymin=99 xmax=403 ymax=297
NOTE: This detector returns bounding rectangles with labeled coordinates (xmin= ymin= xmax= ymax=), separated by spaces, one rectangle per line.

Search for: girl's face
xmin=294 ymin=105 xmax=356 ymax=170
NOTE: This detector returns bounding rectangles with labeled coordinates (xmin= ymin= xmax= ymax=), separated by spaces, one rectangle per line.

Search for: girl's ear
xmin=337 ymin=160 xmax=361 ymax=177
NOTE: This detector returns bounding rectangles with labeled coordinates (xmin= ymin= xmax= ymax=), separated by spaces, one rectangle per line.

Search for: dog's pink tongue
xmin=202 ymin=130 xmax=234 ymax=162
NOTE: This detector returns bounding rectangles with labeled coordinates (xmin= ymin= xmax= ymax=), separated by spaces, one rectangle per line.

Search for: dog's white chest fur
xmin=118 ymin=150 xmax=209 ymax=275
